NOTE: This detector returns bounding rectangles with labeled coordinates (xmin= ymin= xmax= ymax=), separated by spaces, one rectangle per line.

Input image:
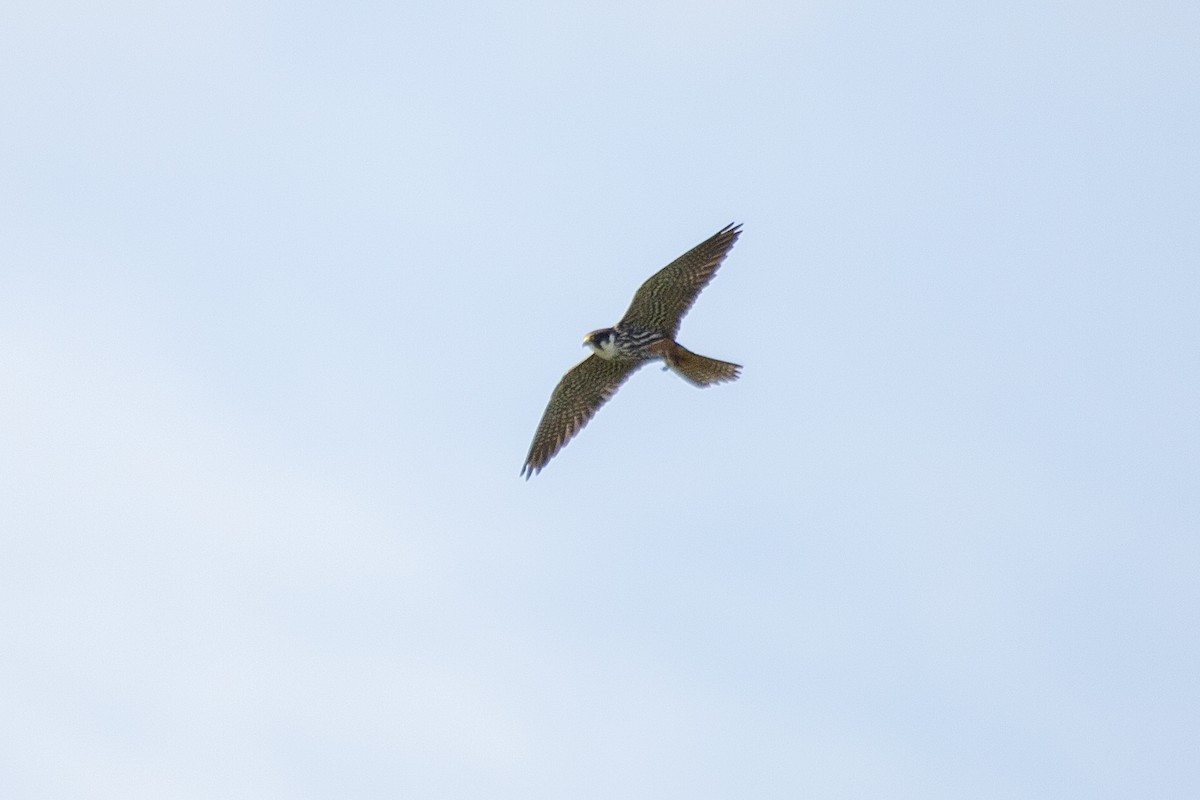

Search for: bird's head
xmin=583 ymin=328 xmax=618 ymax=359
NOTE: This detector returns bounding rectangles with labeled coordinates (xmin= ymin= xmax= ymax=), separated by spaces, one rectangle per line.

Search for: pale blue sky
xmin=2 ymin=1 xmax=1198 ymax=797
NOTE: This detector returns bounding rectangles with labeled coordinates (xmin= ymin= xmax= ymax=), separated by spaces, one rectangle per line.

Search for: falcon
xmin=521 ymin=223 xmax=743 ymax=478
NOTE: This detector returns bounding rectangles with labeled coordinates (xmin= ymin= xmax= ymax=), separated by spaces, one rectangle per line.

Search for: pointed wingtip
xmin=717 ymin=222 xmax=743 ymax=244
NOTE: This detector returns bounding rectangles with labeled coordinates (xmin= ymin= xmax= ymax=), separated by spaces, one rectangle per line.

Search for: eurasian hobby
xmin=521 ymin=223 xmax=743 ymax=478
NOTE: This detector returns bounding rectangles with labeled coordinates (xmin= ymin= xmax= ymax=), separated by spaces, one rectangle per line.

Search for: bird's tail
xmin=665 ymin=343 xmax=741 ymax=387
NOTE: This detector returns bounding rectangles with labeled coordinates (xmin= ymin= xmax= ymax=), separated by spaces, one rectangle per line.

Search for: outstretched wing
xmin=521 ymin=354 xmax=642 ymax=478
xmin=617 ymin=223 xmax=742 ymax=338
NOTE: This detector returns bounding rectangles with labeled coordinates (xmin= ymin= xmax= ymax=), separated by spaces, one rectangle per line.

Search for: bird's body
xmin=583 ymin=326 xmax=667 ymax=362
xmin=521 ymin=223 xmax=744 ymax=478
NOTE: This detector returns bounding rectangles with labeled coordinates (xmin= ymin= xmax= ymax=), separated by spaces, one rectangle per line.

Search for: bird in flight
xmin=521 ymin=223 xmax=744 ymax=478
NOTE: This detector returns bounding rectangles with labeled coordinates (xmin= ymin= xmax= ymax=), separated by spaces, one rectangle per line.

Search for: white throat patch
xmin=587 ymin=333 xmax=619 ymax=360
